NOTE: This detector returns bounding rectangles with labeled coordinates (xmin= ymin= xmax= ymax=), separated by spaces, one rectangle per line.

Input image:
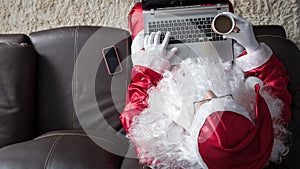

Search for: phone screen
xmin=102 ymin=46 xmax=123 ymax=75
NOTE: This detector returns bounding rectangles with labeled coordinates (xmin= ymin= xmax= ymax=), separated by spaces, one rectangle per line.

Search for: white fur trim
xmin=235 ymin=43 xmax=273 ymax=72
xmin=132 ymin=51 xmax=171 ymax=74
xmin=244 ymin=76 xmax=263 ymax=90
xmin=131 ymin=30 xmax=144 ymax=55
xmin=191 ymin=97 xmax=252 ymax=135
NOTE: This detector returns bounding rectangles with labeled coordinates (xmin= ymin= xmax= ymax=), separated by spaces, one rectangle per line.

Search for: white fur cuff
xmin=244 ymin=76 xmax=263 ymax=90
xmin=131 ymin=30 xmax=144 ymax=55
xmin=132 ymin=51 xmax=171 ymax=74
xmin=235 ymin=43 xmax=273 ymax=72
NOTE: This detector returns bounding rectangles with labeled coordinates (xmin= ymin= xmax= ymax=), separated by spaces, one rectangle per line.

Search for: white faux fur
xmin=235 ymin=43 xmax=273 ymax=72
xmin=131 ymin=30 xmax=145 ymax=55
xmin=131 ymin=51 xmax=171 ymax=74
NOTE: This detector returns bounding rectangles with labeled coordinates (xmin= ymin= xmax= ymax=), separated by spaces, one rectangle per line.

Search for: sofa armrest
xmin=255 ymin=26 xmax=300 ymax=169
xmin=0 ymin=42 xmax=36 ymax=147
xmin=253 ymin=25 xmax=287 ymax=39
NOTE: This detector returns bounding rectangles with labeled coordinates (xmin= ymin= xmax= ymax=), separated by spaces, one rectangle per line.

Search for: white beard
xmin=147 ymin=57 xmax=252 ymax=130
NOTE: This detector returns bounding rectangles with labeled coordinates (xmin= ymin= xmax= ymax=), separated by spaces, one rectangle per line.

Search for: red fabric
xmin=128 ymin=3 xmax=144 ymax=40
xmin=198 ymin=85 xmax=273 ymax=169
xmin=246 ymin=55 xmax=292 ymax=124
xmin=120 ymin=65 xmax=162 ymax=133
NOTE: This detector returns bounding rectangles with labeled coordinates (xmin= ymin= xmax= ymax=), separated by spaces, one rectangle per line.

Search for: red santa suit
xmin=120 ymin=3 xmax=292 ymax=169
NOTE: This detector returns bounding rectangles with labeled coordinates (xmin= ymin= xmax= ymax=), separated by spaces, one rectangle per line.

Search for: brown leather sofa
xmin=0 ymin=25 xmax=299 ymax=169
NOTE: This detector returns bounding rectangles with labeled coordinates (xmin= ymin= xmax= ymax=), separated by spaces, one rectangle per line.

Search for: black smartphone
xmin=102 ymin=46 xmax=123 ymax=75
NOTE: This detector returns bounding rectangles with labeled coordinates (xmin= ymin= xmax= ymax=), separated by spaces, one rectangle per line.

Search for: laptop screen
xmin=142 ymin=0 xmax=229 ymax=10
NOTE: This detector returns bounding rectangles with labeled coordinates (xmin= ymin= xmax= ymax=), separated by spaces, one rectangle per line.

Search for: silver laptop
xmin=143 ymin=3 xmax=234 ymax=65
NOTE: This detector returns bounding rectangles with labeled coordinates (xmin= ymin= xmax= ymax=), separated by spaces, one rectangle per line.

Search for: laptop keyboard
xmin=148 ymin=16 xmax=227 ymax=44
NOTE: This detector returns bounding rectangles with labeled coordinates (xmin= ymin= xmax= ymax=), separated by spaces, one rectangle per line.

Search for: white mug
xmin=212 ymin=13 xmax=236 ymax=35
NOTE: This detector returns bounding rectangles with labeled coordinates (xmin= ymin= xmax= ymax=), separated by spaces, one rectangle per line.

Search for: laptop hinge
xmin=217 ymin=3 xmax=221 ymax=12
xmin=150 ymin=9 xmax=155 ymax=15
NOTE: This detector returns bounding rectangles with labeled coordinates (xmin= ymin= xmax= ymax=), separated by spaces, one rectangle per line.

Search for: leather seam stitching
xmin=35 ymin=133 xmax=115 ymax=144
xmin=73 ymin=27 xmax=79 ymax=130
xmin=256 ymin=35 xmax=286 ymax=39
xmin=43 ymin=135 xmax=64 ymax=169
xmin=36 ymin=133 xmax=106 ymax=140
xmin=36 ymin=133 xmax=123 ymax=149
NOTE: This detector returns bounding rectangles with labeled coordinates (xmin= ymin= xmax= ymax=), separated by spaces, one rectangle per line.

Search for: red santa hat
xmin=193 ymin=84 xmax=274 ymax=169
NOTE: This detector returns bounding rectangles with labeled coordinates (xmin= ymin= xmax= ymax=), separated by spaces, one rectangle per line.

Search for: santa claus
xmin=120 ymin=3 xmax=291 ymax=169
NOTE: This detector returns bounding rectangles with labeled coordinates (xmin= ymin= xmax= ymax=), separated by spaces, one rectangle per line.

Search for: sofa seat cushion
xmin=0 ymin=130 xmax=128 ymax=169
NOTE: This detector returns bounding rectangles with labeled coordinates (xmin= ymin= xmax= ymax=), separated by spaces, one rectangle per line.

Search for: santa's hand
xmin=144 ymin=31 xmax=178 ymax=60
xmin=131 ymin=31 xmax=178 ymax=74
xmin=222 ymin=12 xmax=260 ymax=53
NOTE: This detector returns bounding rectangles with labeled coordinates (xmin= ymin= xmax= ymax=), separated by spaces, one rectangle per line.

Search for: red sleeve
xmin=119 ymin=65 xmax=162 ymax=133
xmin=241 ymin=51 xmax=292 ymax=124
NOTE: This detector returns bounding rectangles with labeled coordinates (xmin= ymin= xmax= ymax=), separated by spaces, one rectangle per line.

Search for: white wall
xmin=0 ymin=0 xmax=299 ymax=48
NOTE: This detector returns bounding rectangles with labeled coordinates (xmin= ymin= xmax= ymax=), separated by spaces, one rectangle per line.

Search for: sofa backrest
xmin=0 ymin=34 xmax=31 ymax=44
xmin=29 ymin=26 xmax=132 ymax=136
xmin=0 ymin=42 xmax=36 ymax=147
